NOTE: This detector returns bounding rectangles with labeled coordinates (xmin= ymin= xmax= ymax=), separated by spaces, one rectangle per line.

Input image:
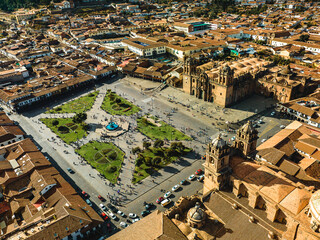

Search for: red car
xmin=156 ymin=197 xmax=164 ymax=204
xmin=195 ymin=169 xmax=203 ymax=175
xmin=98 ymin=195 xmax=106 ymax=202
xmin=101 ymin=212 xmax=109 ymax=221
xmin=81 ymin=191 xmax=88 ymax=198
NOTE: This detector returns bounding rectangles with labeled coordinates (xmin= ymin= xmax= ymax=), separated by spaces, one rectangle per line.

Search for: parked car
xmin=85 ymin=199 xmax=92 ymax=207
xmin=201 ymin=155 xmax=206 ymax=160
xmin=107 ymin=203 xmax=118 ymax=213
xmin=67 ymin=168 xmax=74 ymax=174
xmin=109 ymin=212 xmax=117 ymax=220
xmin=261 ymin=139 xmax=267 ymax=143
xmin=141 ymin=210 xmax=150 ymax=217
xmin=171 ymin=184 xmax=180 ymax=192
xmin=126 ymin=219 xmax=132 ymax=224
xmin=99 ymin=204 xmax=107 ymax=211
xmin=100 ymin=212 xmax=109 ymax=221
xmin=188 ymin=174 xmax=196 ymax=181
xmin=98 ymin=195 xmax=106 ymax=202
xmin=117 ymin=210 xmax=125 ymax=217
xmin=195 ymin=169 xmax=203 ymax=175
xmin=197 ymin=175 xmax=204 ymax=182
xmin=161 ymin=198 xmax=172 ymax=207
xmin=129 ymin=213 xmax=137 ymax=218
xmin=132 ymin=217 xmax=140 ymax=223
xmin=120 ymin=222 xmax=128 ymax=228
xmin=180 ymin=179 xmax=187 ymax=185
xmin=280 ymin=125 xmax=286 ymax=129
xmin=271 ymin=111 xmax=276 ymax=116
xmin=164 ymin=191 xmax=172 ymax=199
xmin=81 ymin=191 xmax=88 ymax=198
xmin=156 ymin=197 xmax=164 ymax=204
xmin=145 ymin=203 xmax=153 ymax=210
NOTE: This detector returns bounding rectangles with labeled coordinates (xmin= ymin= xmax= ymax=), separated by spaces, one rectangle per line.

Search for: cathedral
xmin=182 ymin=57 xmax=316 ymax=107
xmin=203 ymin=121 xmax=320 ymax=239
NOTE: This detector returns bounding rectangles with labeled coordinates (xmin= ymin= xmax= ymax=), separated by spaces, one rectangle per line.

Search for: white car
xmin=117 ymin=210 xmax=125 ymax=217
xmin=280 ymin=125 xmax=286 ymax=129
xmin=164 ymin=191 xmax=172 ymax=199
xmin=109 ymin=212 xmax=117 ymax=220
xmin=129 ymin=213 xmax=137 ymax=219
xmin=161 ymin=198 xmax=172 ymax=207
xmin=271 ymin=111 xmax=275 ymax=116
xmin=261 ymin=139 xmax=267 ymax=143
xmin=120 ymin=222 xmax=128 ymax=228
xmin=188 ymin=174 xmax=196 ymax=181
xmin=171 ymin=184 xmax=180 ymax=192
xmin=197 ymin=175 xmax=204 ymax=182
xmin=99 ymin=204 xmax=107 ymax=211
xmin=132 ymin=217 xmax=140 ymax=223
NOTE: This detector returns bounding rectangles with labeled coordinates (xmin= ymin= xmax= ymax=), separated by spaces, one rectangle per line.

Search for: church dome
xmin=240 ymin=120 xmax=256 ymax=134
xmin=309 ymin=190 xmax=320 ymax=223
xmin=188 ymin=202 xmax=206 ymax=222
xmin=212 ymin=133 xmax=226 ymax=149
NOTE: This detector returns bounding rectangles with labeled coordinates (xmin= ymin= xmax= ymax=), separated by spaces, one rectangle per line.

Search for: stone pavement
xmin=122 ymin=76 xmax=276 ymax=129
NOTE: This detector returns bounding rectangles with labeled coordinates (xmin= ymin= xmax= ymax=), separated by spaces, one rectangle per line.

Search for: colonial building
xmin=182 ymin=58 xmax=318 ymax=107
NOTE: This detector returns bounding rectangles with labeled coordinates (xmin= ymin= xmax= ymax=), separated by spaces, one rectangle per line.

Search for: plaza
xmin=4 ymin=75 xmax=290 ymax=237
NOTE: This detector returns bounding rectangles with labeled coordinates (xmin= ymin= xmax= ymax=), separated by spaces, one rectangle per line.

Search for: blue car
xmin=86 ymin=199 xmax=92 ymax=206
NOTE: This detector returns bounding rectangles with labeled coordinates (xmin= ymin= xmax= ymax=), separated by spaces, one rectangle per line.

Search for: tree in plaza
xmin=72 ymin=112 xmax=87 ymax=124
xmin=165 ymin=148 xmax=175 ymax=157
xmin=176 ymin=142 xmax=185 ymax=152
xmin=152 ymin=156 xmax=162 ymax=166
xmin=153 ymin=139 xmax=164 ymax=149
xmin=170 ymin=142 xmax=178 ymax=150
xmin=143 ymin=141 xmax=151 ymax=150
xmin=135 ymin=156 xmax=143 ymax=167
xmin=144 ymin=156 xmax=152 ymax=166
xmin=132 ymin=146 xmax=141 ymax=154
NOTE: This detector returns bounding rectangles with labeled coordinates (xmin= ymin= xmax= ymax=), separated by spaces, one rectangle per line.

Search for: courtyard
xmin=76 ymin=141 xmax=125 ymax=184
xmin=40 ymin=118 xmax=88 ymax=144
xmin=137 ymin=115 xmax=191 ymax=141
xmin=132 ymin=141 xmax=192 ymax=184
xmin=46 ymin=91 xmax=99 ymax=114
xmin=101 ymin=89 xmax=141 ymax=116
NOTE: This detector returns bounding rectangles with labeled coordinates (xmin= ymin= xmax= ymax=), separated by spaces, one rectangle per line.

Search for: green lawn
xmin=76 ymin=141 xmax=125 ymax=184
xmin=40 ymin=118 xmax=88 ymax=144
xmin=132 ymin=145 xmax=192 ymax=184
xmin=101 ymin=90 xmax=140 ymax=116
xmin=137 ymin=117 xmax=192 ymax=141
xmin=46 ymin=91 xmax=99 ymax=114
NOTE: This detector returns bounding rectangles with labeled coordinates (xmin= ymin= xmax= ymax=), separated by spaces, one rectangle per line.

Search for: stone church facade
xmin=182 ymin=57 xmax=315 ymax=107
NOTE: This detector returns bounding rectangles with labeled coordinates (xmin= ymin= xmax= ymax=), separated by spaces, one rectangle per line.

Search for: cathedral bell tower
xmin=235 ymin=120 xmax=258 ymax=157
xmin=203 ymin=134 xmax=231 ymax=194
xmin=183 ymin=57 xmax=197 ymax=95
xmin=218 ymin=65 xmax=234 ymax=86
